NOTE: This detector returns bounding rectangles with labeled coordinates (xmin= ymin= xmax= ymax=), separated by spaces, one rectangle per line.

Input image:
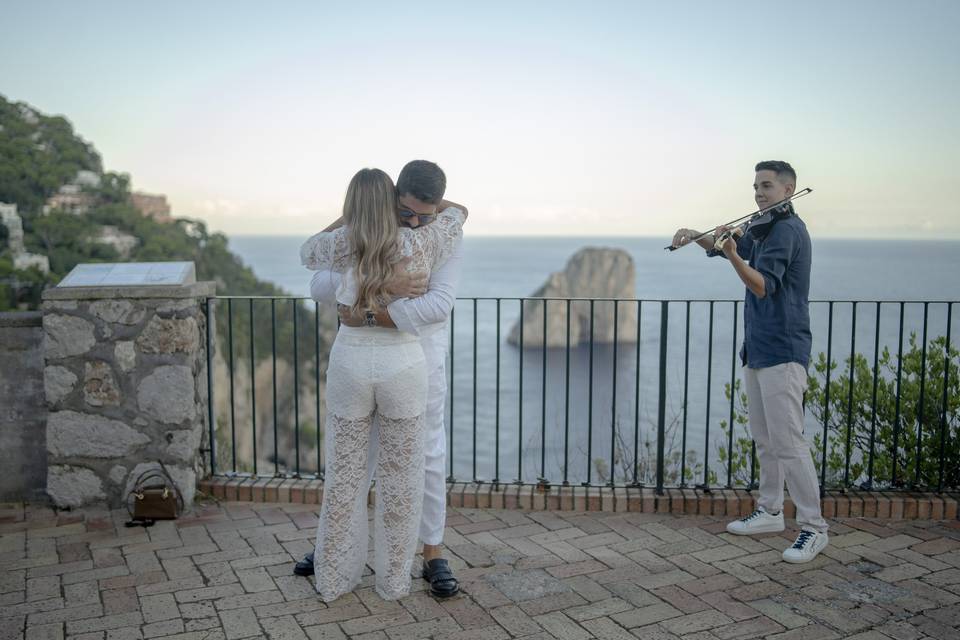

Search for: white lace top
xmin=300 ymin=207 xmax=465 ymax=306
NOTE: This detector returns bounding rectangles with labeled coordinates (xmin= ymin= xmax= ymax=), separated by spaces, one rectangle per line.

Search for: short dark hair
xmin=755 ymin=160 xmax=796 ymax=185
xmin=396 ymin=160 xmax=446 ymax=204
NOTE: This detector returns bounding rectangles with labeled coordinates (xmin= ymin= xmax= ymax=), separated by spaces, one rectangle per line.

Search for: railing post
xmin=656 ymin=301 xmax=668 ymax=495
xmin=205 ymin=297 xmax=216 ymax=476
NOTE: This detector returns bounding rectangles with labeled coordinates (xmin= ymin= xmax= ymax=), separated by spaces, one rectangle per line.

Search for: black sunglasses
xmin=398 ymin=209 xmax=437 ymax=225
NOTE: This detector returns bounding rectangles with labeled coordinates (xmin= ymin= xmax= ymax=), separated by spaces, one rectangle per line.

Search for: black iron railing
xmin=205 ymin=297 xmax=958 ymax=494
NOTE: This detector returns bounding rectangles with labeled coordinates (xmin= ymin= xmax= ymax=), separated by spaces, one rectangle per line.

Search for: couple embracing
xmin=298 ymin=160 xmax=464 ymax=602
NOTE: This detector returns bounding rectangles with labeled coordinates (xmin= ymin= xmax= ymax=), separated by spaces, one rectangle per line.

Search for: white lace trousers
xmin=314 ymin=327 xmax=427 ymax=602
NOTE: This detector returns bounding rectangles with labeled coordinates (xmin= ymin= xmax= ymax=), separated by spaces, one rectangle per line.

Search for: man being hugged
xmin=672 ymin=160 xmax=828 ymax=563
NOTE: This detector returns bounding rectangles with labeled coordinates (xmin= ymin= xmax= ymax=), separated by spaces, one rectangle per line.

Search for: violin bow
xmin=664 ymin=187 xmax=813 ymax=251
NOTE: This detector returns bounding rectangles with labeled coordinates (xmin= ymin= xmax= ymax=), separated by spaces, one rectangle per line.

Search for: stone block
xmin=47 ymin=411 xmax=150 ymax=459
xmin=136 ymin=316 xmax=199 ymax=354
xmin=114 ymin=342 xmax=136 ymax=372
xmin=164 ymin=428 xmax=202 ymax=463
xmin=137 ymin=365 xmax=196 ymax=424
xmin=44 ymin=365 xmax=77 ymax=406
xmin=88 ymin=300 xmax=146 ymax=325
xmin=83 ymin=361 xmax=121 ymax=407
xmin=47 ymin=465 xmax=106 ymax=507
xmin=43 ymin=314 xmax=95 ymax=359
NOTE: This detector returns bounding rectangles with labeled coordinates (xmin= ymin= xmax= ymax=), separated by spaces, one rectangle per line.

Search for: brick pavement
xmin=2 ymin=501 xmax=959 ymax=640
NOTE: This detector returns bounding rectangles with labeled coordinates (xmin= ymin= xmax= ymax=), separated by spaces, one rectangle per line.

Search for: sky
xmin=2 ymin=0 xmax=959 ymax=238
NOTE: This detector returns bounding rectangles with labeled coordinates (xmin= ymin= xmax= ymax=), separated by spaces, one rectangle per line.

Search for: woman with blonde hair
xmin=300 ymin=167 xmax=466 ymax=601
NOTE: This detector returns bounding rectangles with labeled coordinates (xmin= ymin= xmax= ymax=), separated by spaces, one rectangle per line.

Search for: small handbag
xmin=125 ymin=462 xmax=184 ymax=527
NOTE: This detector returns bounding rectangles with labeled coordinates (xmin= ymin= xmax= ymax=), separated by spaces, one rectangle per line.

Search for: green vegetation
xmin=0 ymin=96 xmax=102 ymax=213
xmin=718 ymin=334 xmax=959 ymax=490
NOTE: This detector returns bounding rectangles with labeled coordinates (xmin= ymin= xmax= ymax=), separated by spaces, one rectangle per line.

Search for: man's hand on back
xmin=385 ymin=258 xmax=429 ymax=298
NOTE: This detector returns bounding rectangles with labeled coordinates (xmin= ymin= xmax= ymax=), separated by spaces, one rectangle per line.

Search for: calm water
xmin=228 ymin=235 xmax=960 ymax=486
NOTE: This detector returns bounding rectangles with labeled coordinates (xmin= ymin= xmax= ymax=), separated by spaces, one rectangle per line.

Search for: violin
xmin=665 ymin=187 xmax=813 ymax=252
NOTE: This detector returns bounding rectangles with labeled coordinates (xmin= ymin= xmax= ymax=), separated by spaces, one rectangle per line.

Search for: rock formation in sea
xmin=508 ymin=247 xmax=638 ymax=347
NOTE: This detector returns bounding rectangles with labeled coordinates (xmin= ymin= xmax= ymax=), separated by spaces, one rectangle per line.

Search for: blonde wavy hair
xmin=343 ymin=168 xmax=400 ymax=317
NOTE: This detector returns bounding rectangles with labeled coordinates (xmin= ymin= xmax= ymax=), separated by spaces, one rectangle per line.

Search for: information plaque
xmin=58 ymin=262 xmax=196 ymax=287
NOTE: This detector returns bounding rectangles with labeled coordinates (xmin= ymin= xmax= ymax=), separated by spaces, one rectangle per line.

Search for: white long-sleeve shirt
xmin=309 ymin=239 xmax=463 ymax=372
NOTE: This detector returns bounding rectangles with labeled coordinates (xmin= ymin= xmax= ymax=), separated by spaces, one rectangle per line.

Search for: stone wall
xmin=41 ymin=282 xmax=215 ymax=509
xmin=0 ymin=312 xmax=47 ymax=502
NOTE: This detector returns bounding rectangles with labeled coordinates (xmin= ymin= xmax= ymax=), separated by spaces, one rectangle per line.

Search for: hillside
xmin=0 ymin=94 xmax=292 ymax=309
xmin=0 ymin=94 xmax=331 ymax=475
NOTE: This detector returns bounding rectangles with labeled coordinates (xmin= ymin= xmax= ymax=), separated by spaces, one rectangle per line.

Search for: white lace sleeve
xmin=410 ymin=207 xmax=465 ymax=270
xmin=300 ymin=228 xmax=353 ymax=273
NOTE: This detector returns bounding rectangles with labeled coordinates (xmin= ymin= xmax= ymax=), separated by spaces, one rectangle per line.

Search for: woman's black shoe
xmin=294 ymin=552 xmax=315 ymax=576
xmin=422 ymin=558 xmax=459 ymax=598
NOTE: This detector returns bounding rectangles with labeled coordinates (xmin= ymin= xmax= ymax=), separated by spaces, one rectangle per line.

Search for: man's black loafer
xmin=422 ymin=558 xmax=459 ymax=598
xmin=294 ymin=551 xmax=315 ymax=577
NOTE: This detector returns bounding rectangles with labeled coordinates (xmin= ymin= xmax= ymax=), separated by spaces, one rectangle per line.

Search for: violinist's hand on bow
xmin=714 ymin=225 xmax=743 ymax=256
xmin=672 ymin=228 xmax=700 ymax=249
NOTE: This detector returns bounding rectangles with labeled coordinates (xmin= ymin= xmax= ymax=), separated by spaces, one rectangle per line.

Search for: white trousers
xmin=366 ymin=361 xmax=447 ymax=546
xmin=314 ymin=327 xmax=427 ymax=602
xmin=743 ymin=362 xmax=828 ymax=533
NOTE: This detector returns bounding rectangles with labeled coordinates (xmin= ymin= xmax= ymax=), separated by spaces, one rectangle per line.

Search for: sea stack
xmin=508 ymin=247 xmax=637 ymax=347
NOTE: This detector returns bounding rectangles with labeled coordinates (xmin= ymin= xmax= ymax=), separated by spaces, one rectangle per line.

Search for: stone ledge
xmin=42 ymin=281 xmax=216 ymax=301
xmin=0 ymin=310 xmax=43 ymax=327
xmin=198 ymin=477 xmax=960 ymax=521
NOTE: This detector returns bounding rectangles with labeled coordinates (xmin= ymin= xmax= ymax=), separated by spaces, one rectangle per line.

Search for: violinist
xmin=672 ymin=160 xmax=829 ymax=564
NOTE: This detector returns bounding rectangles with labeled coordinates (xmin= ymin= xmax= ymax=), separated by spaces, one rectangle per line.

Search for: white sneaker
xmin=726 ymin=508 xmax=785 ymax=535
xmin=782 ymin=529 xmax=828 ymax=564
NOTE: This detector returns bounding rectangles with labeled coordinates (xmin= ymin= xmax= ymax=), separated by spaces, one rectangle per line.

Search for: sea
xmin=227 ymin=235 xmax=960 ymax=486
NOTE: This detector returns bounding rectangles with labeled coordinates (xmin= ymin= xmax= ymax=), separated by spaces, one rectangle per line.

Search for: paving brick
xmin=213 ymin=590 xmax=285 ymax=611
xmin=302 ymin=624 xmax=347 ymax=640
xmin=699 ymin=591 xmax=760 ymax=621
xmin=340 ymin=611 xmax=415 ymax=635
xmin=220 ymin=606 xmax=262 ymax=639
xmin=383 ymin=616 xmax=460 ymax=640
xmin=533 ymin=611 xmax=592 ymax=639
xmin=65 ymin=612 xmax=145 ymax=635
xmin=260 ymin=614 xmax=309 ymax=640
xmin=659 ymin=610 xmax=734 ymax=635
xmin=610 ymin=602 xmax=682 ymax=628
xmin=545 ymin=559 xmax=608 ymax=579
xmin=141 ymin=619 xmax=184 ymax=638
xmin=101 ymin=588 xmax=139 ymax=615
xmin=650 ymin=585 xmax=712 ymax=614
xmin=26 ymin=577 xmax=60 ymax=602
xmin=64 ymin=581 xmax=100 ymax=608
xmin=578 ymin=616 xmax=636 ymax=640
xmin=438 ymin=596 xmax=497 ymax=629
xmin=25 ymin=623 xmax=64 ymax=640
xmin=746 ymin=599 xmax=810 ymax=629
xmin=442 ymin=626 xmax=510 ymax=640
xmin=488 ymin=604 xmax=543 ymax=636
xmin=712 ymin=615 xmax=786 ymax=640
xmin=173 ymin=584 xmax=244 ymax=603
xmin=294 ymin=602 xmax=370 ymax=627
xmin=139 ymin=593 xmax=178 ymax=623
xmin=764 ymin=623 xmax=840 ymax=640
xmin=561 ymin=575 xmax=612 ymax=602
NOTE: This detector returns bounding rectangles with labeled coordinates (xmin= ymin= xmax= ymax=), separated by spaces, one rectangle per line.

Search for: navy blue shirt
xmin=712 ymin=215 xmax=812 ymax=369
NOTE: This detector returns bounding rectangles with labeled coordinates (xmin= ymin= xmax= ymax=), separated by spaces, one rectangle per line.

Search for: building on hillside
xmin=43 ymin=184 xmax=95 ymax=215
xmin=42 ymin=170 xmax=102 ymax=215
xmin=131 ymin=192 xmax=173 ymax=223
xmin=0 ymin=203 xmax=50 ymax=274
